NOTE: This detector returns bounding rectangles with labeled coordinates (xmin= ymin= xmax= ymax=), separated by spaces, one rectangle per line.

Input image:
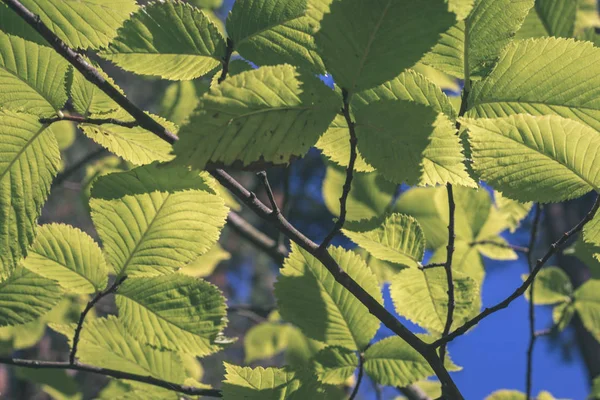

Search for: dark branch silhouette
xmin=440 ymin=184 xmax=456 ymax=362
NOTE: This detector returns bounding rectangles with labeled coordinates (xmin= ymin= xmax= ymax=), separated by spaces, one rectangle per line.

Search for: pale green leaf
xmin=18 ymin=0 xmax=138 ymax=49
xmin=312 ymin=346 xmax=358 ymax=385
xmin=524 ymin=267 xmax=573 ymax=305
xmin=413 ymin=63 xmax=461 ymax=93
xmin=244 ymin=322 xmax=294 ymax=363
xmin=395 ymin=187 xmax=448 ymax=249
xmin=52 ymin=120 xmax=76 ymax=151
xmin=435 ymin=186 xmax=490 ymax=241
xmin=565 ymin=237 xmax=600 ymax=279
xmin=485 ymin=391 xmax=526 ymax=400
xmin=466 ymin=38 xmax=600 ymax=132
xmin=429 ymin=240 xmax=486 ymax=284
xmin=364 ymin=336 xmax=460 ymax=387
xmin=191 ymin=0 xmax=223 ymax=8
xmin=90 ymin=164 xmax=228 ymax=277
xmin=180 ymin=243 xmax=230 ymax=278
xmin=0 ymin=32 xmax=68 ymax=116
xmin=343 ymin=214 xmax=425 ymax=268
xmin=475 ymin=236 xmax=518 ymax=261
xmin=574 ymin=279 xmax=600 ymax=342
xmin=159 ymin=80 xmax=208 ymax=126
xmin=97 ymin=380 xmax=178 ymax=400
xmin=79 ymin=117 xmax=174 ymax=166
xmin=448 ymin=0 xmax=475 ymax=20
xmin=315 ymin=0 xmax=454 ymax=92
xmin=174 ymin=65 xmax=339 ymax=169
xmin=101 ymin=1 xmax=225 ymax=80
xmin=0 ymin=4 xmax=45 ymax=44
xmin=0 ymin=267 xmax=62 ymax=327
xmin=495 ymin=192 xmax=533 ymax=233
xmin=584 ymin=212 xmax=600 ymax=254
xmin=355 ymin=100 xmax=470 ymax=186
xmin=553 ymin=301 xmax=575 ymax=331
xmin=227 ymin=0 xmax=327 ymax=73
xmin=322 ymin=165 xmax=396 ymax=222
xmin=355 ymin=247 xmax=406 ymax=284
xmin=423 ymin=0 xmax=534 ymax=79
xmin=116 ymin=274 xmax=227 ymax=357
xmin=22 ymin=223 xmax=108 ymax=294
xmin=0 ymin=112 xmax=61 ymax=277
xmin=463 ymin=114 xmax=600 ymax=203
xmin=275 ymin=244 xmax=382 ymax=350
xmin=516 ymin=0 xmax=577 ymax=39
xmin=222 ymin=363 xmax=327 ymax=400
xmin=68 ymin=63 xmax=122 ymax=117
xmin=284 ymin=326 xmax=326 ymax=369
xmin=51 ymin=316 xmax=185 ymax=383
xmin=390 ymin=268 xmax=480 ymax=333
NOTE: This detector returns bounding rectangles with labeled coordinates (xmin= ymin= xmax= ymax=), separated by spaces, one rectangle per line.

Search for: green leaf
xmin=0 ymin=4 xmax=45 ymax=44
xmin=429 ymin=240 xmax=486 ymax=284
xmin=227 ymin=0 xmax=327 ymax=73
xmin=22 ymin=223 xmax=108 ymax=294
xmin=435 ymin=185 xmax=490 ymax=242
xmin=574 ymin=279 xmax=600 ymax=342
xmin=343 ymin=214 xmax=425 ymax=268
xmin=68 ymin=62 xmax=122 ymax=117
xmin=485 ymin=391 xmax=526 ymax=400
xmin=390 ymin=268 xmax=480 ymax=333
xmin=524 ymin=267 xmax=573 ymax=305
xmin=423 ymin=0 xmax=534 ymax=79
xmin=78 ymin=116 xmax=175 ymax=166
xmin=101 ymin=1 xmax=224 ymax=80
xmin=174 ymin=65 xmax=339 ymax=169
xmin=516 ymin=0 xmax=577 ymax=39
xmin=565 ymin=237 xmax=600 ymax=279
xmin=51 ymin=316 xmax=185 ymax=383
xmin=0 ymin=32 xmax=68 ymax=116
xmin=17 ymin=0 xmax=138 ymax=49
xmin=312 ymin=346 xmax=358 ymax=385
xmin=466 ymin=38 xmax=600 ymax=132
xmin=355 ymin=247 xmax=406 ymax=284
xmin=363 ymin=336 xmax=460 ymax=387
xmin=116 ymin=274 xmax=227 ymax=357
xmin=159 ymin=80 xmax=208 ymax=126
xmin=315 ymin=0 xmax=455 ymax=92
xmin=395 ymin=187 xmax=448 ymax=249
xmin=0 ymin=267 xmax=62 ymax=327
xmin=494 ymin=192 xmax=533 ymax=233
xmin=553 ymin=301 xmax=575 ymax=331
xmin=275 ymin=244 xmax=382 ymax=350
xmin=448 ymin=0 xmax=475 ymax=20
xmin=16 ymin=369 xmax=81 ymax=400
xmin=0 ymin=112 xmax=61 ymax=277
xmin=355 ymin=100 xmax=470 ymax=186
xmin=244 ymin=322 xmax=294 ymax=363
xmin=584 ymin=212 xmax=600 ymax=254
xmin=90 ymin=164 xmax=228 ymax=277
xmin=180 ymin=243 xmax=230 ymax=278
xmin=322 ymin=164 xmax=396 ymax=222
xmin=462 ymin=114 xmax=600 ymax=203
xmin=317 ymin=69 xmax=460 ymax=173
xmin=222 ymin=363 xmax=328 ymax=400
xmin=591 ymin=374 xmax=600 ymax=399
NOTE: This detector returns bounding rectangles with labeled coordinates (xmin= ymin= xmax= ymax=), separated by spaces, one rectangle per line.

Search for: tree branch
xmin=217 ymin=38 xmax=234 ymax=84
xmin=432 ymin=196 xmax=600 ymax=348
xmin=6 ymin=1 xmax=461 ymax=396
xmin=226 ymin=212 xmax=287 ymax=264
xmin=40 ymin=115 xmax=139 ymax=128
xmin=348 ymin=353 xmax=364 ymax=400
xmin=70 ymin=276 xmax=127 ymax=364
xmin=440 ymin=184 xmax=456 ymax=363
xmin=320 ymin=88 xmax=358 ymax=249
xmin=0 ymin=358 xmax=222 ymax=397
xmin=257 ymin=171 xmax=281 ymax=216
xmin=526 ymin=204 xmax=543 ymax=400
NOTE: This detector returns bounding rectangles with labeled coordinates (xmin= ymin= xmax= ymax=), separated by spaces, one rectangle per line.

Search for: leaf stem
xmin=348 ymin=353 xmax=364 ymax=400
xmin=525 ymin=204 xmax=543 ymax=400
xmin=432 ymin=195 xmax=600 ymax=348
xmin=217 ymin=38 xmax=234 ymax=84
xmin=70 ymin=275 xmax=127 ymax=365
xmin=320 ymin=88 xmax=358 ymax=249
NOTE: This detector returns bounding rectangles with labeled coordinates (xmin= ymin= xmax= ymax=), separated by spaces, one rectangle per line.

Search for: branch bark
xmin=433 ymin=196 xmax=600 ymax=348
xmin=439 ymin=184 xmax=456 ymax=362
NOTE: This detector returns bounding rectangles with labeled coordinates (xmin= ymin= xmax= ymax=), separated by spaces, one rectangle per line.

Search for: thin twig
xmin=420 ymin=262 xmax=446 ymax=270
xmin=432 ymin=196 xmax=600 ymax=348
xmin=40 ymin=115 xmax=138 ymax=128
xmin=348 ymin=353 xmax=364 ymax=400
xmin=70 ymin=276 xmax=127 ymax=364
xmin=53 ymin=148 xmax=109 ymax=186
xmin=257 ymin=171 xmax=280 ymax=216
xmin=226 ymin=212 xmax=287 ymax=264
xmin=526 ymin=204 xmax=542 ymax=400
xmin=217 ymin=38 xmax=234 ymax=84
xmin=0 ymin=358 xmax=222 ymax=397
xmin=440 ymin=184 xmax=456 ymax=362
xmin=470 ymin=240 xmax=529 ymax=254
xmin=7 ymin=2 xmax=462 ymax=396
xmin=320 ymin=88 xmax=358 ymax=249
